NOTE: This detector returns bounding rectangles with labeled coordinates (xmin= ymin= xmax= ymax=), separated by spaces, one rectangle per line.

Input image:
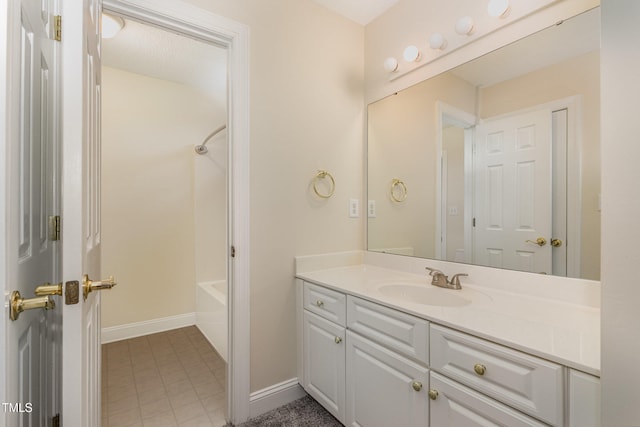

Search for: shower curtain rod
xmin=195 ymin=124 xmax=227 ymax=155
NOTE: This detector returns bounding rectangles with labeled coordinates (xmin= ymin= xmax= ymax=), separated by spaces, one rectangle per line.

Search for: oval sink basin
xmin=377 ymin=284 xmax=472 ymax=307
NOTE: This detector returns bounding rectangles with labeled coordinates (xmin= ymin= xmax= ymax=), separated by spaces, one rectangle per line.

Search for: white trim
xmin=102 ymin=1 xmax=251 ymax=423
xmin=0 ymin=0 xmax=13 ymax=417
xmin=101 ymin=313 xmax=197 ymax=344
xmin=435 ymin=102 xmax=477 ymax=263
xmin=248 ymin=378 xmax=306 ymax=419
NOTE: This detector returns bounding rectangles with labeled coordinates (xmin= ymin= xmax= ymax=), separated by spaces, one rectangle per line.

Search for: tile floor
xmin=102 ymin=326 xmax=228 ymax=427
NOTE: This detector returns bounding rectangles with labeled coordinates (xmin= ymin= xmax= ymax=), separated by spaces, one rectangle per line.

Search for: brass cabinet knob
xmin=412 ymin=381 xmax=423 ymax=392
xmin=474 ymin=363 xmax=487 ymax=376
xmin=316 ymin=300 xmax=324 ymax=307
xmin=551 ymin=238 xmax=563 ymax=247
xmin=82 ymin=274 xmax=117 ymax=300
xmin=428 ymin=389 xmax=439 ymax=400
xmin=334 ymin=336 xmax=342 ymax=344
xmin=10 ymin=291 xmax=56 ymax=321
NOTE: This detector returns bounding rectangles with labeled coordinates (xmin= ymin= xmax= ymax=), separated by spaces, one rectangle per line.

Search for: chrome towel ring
xmin=390 ymin=178 xmax=407 ymax=202
xmin=313 ymin=170 xmax=335 ymax=199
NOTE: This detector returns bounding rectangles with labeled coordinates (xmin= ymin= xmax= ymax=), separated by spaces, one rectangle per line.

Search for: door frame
xmin=102 ymin=0 xmax=251 ymax=423
xmin=435 ymin=101 xmax=476 ymax=262
xmin=0 ymin=0 xmax=15 ymax=412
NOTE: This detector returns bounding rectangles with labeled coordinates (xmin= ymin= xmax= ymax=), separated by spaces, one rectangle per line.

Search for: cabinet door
xmin=430 ymin=372 xmax=548 ymax=427
xmin=346 ymin=331 xmax=428 ymax=427
xmin=303 ymin=310 xmax=346 ymax=423
xmin=569 ymin=370 xmax=600 ymax=427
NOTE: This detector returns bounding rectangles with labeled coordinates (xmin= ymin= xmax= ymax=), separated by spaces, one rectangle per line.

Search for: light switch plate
xmin=349 ymin=198 xmax=360 ymax=218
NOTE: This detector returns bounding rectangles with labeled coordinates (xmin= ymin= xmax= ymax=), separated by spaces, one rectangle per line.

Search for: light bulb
xmin=383 ymin=57 xmax=399 ymax=72
xmin=403 ymin=45 xmax=421 ymax=62
xmin=488 ymin=0 xmax=510 ymax=18
xmin=102 ymin=13 xmax=125 ymax=38
xmin=455 ymin=16 xmax=475 ymax=35
xmin=429 ymin=33 xmax=447 ymax=50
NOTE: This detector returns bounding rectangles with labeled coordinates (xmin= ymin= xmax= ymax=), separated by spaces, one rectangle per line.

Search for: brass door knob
xmin=83 ymin=275 xmax=117 ymax=300
xmin=316 ymin=300 xmax=324 ymax=307
xmin=551 ymin=238 xmax=563 ymax=247
xmin=525 ymin=237 xmax=547 ymax=247
xmin=474 ymin=363 xmax=487 ymax=376
xmin=428 ymin=389 xmax=439 ymax=400
xmin=10 ymin=291 xmax=56 ymax=321
xmin=412 ymin=381 xmax=423 ymax=392
xmin=334 ymin=336 xmax=342 ymax=344
xmin=34 ymin=282 xmax=63 ymax=296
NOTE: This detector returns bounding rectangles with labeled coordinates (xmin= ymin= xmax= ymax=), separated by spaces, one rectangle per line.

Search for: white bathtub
xmin=196 ymin=280 xmax=227 ymax=363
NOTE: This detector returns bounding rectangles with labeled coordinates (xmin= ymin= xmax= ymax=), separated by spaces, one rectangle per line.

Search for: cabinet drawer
xmin=347 ymin=296 xmax=428 ymax=364
xmin=430 ymin=324 xmax=563 ymax=426
xmin=430 ymin=372 xmax=548 ymax=427
xmin=303 ymin=282 xmax=346 ymax=326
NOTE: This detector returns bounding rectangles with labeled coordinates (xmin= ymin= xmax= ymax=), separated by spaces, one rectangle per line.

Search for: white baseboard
xmin=101 ymin=312 xmax=197 ymax=344
xmin=248 ymin=378 xmax=306 ymax=419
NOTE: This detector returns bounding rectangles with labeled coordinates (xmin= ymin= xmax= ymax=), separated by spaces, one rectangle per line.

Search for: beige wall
xmin=184 ymin=0 xmax=365 ymax=392
xmin=367 ymin=72 xmax=476 ymax=257
xmin=479 ymin=51 xmax=600 ymax=280
xmin=101 ymin=66 xmax=226 ymax=327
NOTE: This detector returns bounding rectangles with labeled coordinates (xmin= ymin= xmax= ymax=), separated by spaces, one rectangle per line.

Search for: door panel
xmin=4 ymin=0 xmax=61 ymax=425
xmin=474 ymin=109 xmax=553 ymax=274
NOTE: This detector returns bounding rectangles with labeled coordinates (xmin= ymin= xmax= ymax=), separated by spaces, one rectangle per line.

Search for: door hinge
xmin=49 ymin=215 xmax=61 ymax=241
xmin=54 ymin=15 xmax=62 ymax=41
xmin=231 ymin=245 xmax=236 ymax=258
xmin=52 ymin=414 xmax=60 ymax=427
xmin=472 ymin=217 xmax=476 ymax=227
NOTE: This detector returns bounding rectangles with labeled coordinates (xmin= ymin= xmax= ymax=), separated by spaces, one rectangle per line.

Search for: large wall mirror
xmin=367 ymin=7 xmax=600 ymax=280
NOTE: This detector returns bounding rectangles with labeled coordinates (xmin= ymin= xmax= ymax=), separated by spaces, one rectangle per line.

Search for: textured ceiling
xmin=101 ymin=17 xmax=227 ymax=107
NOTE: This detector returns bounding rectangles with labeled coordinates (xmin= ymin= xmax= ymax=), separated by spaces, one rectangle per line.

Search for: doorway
xmin=100 ymin=13 xmax=230 ymax=425
xmin=100 ymin=0 xmax=251 ymax=423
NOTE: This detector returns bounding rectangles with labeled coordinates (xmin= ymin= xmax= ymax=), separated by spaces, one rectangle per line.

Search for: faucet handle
xmin=449 ymin=273 xmax=468 ymax=288
xmin=425 ymin=267 xmax=443 ymax=277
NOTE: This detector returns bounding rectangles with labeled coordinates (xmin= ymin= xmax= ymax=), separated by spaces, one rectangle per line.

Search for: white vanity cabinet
xmin=299 ymin=280 xmax=601 ymax=427
xmin=302 ymin=283 xmax=347 ymax=423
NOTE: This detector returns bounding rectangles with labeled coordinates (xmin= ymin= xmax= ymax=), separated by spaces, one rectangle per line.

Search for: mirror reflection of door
xmin=440 ymin=102 xmax=578 ymax=276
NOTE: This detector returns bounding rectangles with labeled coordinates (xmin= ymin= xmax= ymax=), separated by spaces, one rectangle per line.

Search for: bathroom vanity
xmin=295 ymin=253 xmax=600 ymax=427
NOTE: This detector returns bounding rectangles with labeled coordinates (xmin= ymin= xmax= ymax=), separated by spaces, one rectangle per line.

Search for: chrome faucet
xmin=425 ymin=267 xmax=468 ymax=290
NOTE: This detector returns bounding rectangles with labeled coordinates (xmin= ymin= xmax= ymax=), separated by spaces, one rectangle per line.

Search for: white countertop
xmin=297 ymin=264 xmax=600 ymax=376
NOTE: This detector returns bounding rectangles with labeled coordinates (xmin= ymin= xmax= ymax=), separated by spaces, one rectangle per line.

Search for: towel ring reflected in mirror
xmin=313 ymin=170 xmax=335 ymax=199
xmin=390 ymin=178 xmax=408 ymax=202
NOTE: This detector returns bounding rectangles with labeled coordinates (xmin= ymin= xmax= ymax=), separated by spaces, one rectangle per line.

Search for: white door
xmin=474 ymin=109 xmax=553 ymax=274
xmin=2 ymin=0 xmax=62 ymax=425
xmin=60 ymin=0 xmax=106 ymax=426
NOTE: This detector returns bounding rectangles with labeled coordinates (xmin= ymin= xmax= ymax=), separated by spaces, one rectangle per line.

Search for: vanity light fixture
xmin=455 ymin=16 xmax=475 ymax=35
xmin=429 ymin=33 xmax=447 ymax=50
xmin=102 ymin=12 xmax=125 ymax=38
xmin=403 ymin=45 xmax=421 ymax=62
xmin=487 ymin=0 xmax=510 ymax=18
xmin=383 ymin=57 xmax=399 ymax=72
